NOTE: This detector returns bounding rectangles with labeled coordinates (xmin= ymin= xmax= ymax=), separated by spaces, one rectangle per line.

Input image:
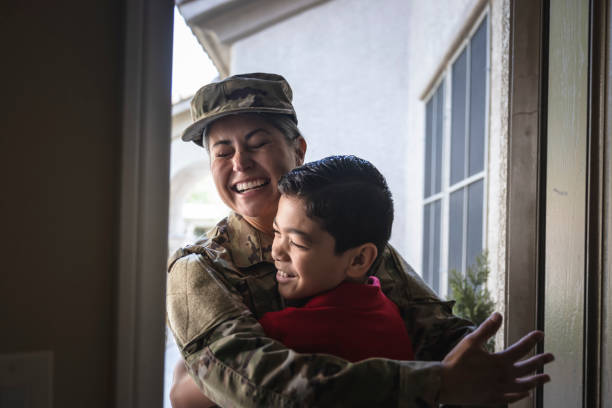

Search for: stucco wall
xmin=231 ymin=0 xmax=506 ymax=281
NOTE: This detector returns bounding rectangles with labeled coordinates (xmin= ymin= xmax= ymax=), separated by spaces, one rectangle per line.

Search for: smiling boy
xmin=260 ymin=155 xmax=415 ymax=362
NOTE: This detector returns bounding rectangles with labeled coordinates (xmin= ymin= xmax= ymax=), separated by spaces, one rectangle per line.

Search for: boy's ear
xmin=345 ymin=243 xmax=378 ymax=280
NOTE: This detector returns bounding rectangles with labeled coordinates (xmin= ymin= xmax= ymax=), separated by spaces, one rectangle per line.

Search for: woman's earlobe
xmin=295 ymin=138 xmax=307 ymax=165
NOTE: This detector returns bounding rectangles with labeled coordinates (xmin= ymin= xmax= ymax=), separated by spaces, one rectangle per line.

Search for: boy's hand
xmin=439 ymin=312 xmax=554 ymax=405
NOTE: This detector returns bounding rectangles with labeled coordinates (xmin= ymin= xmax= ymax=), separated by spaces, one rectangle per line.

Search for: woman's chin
xmin=235 ymin=198 xmax=278 ymax=220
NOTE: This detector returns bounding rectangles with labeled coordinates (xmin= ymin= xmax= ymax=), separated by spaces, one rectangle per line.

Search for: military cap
xmin=181 ymin=73 xmax=298 ymax=146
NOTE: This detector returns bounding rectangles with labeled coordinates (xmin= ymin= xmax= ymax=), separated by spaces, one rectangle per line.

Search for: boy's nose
xmin=271 ymin=237 xmax=289 ymax=262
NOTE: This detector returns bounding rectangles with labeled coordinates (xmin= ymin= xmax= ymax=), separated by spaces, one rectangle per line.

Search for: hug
xmin=167 ymin=73 xmax=553 ymax=407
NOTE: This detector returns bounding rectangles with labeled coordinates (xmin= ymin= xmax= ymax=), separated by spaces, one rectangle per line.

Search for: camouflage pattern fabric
xmin=181 ymin=73 xmax=297 ymax=146
xmin=166 ymin=212 xmax=475 ymax=407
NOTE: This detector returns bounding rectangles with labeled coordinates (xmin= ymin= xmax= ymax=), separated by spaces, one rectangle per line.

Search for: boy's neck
xmin=344 ymin=275 xmax=368 ymax=284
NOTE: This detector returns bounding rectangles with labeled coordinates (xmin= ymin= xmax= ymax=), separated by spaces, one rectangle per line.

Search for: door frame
xmin=114 ymin=1 xmax=173 ymax=407
xmin=506 ymin=0 xmax=547 ymax=407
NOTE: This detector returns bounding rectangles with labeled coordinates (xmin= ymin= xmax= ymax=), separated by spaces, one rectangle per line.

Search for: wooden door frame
xmin=114 ymin=1 xmax=173 ymax=407
xmin=506 ymin=0 xmax=547 ymax=407
xmin=585 ymin=0 xmax=608 ymax=406
xmin=602 ymin=1 xmax=612 ymax=403
xmin=508 ymin=0 xmax=610 ymax=407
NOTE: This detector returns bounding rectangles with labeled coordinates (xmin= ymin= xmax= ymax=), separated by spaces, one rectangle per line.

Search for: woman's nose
xmin=232 ymin=149 xmax=253 ymax=172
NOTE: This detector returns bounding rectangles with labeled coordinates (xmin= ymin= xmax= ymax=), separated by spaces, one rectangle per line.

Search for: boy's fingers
xmin=507 ymin=373 xmax=551 ymax=393
xmin=501 ymin=331 xmax=544 ymax=361
xmin=514 ymin=353 xmax=555 ymax=377
xmin=469 ymin=312 xmax=502 ymax=346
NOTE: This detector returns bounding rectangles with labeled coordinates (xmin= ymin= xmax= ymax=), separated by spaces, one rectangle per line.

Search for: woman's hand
xmin=439 ymin=312 xmax=554 ymax=405
xmin=170 ymin=359 xmax=217 ymax=408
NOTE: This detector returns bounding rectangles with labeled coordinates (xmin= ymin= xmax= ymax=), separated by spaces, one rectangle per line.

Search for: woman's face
xmin=207 ymin=114 xmax=305 ymax=223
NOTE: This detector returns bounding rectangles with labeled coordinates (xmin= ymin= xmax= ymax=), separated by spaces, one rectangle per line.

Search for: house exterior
xmin=174 ymin=0 xmax=509 ymax=303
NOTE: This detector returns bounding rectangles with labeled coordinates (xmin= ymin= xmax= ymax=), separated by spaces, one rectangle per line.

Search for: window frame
xmin=422 ymin=8 xmax=490 ymax=297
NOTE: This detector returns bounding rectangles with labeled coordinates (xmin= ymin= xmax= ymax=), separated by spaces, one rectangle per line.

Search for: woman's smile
xmin=232 ymin=178 xmax=270 ymax=193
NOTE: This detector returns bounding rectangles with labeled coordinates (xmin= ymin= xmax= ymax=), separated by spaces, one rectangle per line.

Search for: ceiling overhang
xmin=176 ymin=0 xmax=331 ymax=77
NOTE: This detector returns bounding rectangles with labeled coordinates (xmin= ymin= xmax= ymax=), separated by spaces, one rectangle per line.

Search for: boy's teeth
xmin=236 ymin=179 xmax=267 ymax=192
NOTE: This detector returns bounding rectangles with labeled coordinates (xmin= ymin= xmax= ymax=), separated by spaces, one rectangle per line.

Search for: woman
xmin=167 ymin=73 xmax=553 ymax=407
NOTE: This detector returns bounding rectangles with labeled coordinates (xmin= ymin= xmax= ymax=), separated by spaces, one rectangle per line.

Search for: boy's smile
xmin=271 ymin=196 xmax=353 ymax=300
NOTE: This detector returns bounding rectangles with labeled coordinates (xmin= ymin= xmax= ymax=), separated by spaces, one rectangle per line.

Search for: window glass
xmin=434 ymin=83 xmax=444 ymax=194
xmin=423 ymin=14 xmax=488 ymax=296
xmin=424 ymin=99 xmax=434 ymax=198
xmin=469 ymin=17 xmax=487 ymax=176
xmin=422 ymin=199 xmax=442 ymax=291
xmin=451 ymin=49 xmax=467 ymax=186
xmin=466 ymin=179 xmax=484 ymax=269
xmin=432 ymin=199 xmax=441 ymax=292
xmin=448 ymin=189 xmax=464 ymax=274
xmin=422 ymin=203 xmax=431 ymax=284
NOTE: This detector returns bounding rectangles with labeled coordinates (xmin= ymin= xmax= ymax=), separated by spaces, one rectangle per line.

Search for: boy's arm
xmin=170 ymin=359 xmax=216 ymax=408
xmin=167 ymin=253 xmax=443 ymax=408
xmin=374 ymin=245 xmax=476 ymax=360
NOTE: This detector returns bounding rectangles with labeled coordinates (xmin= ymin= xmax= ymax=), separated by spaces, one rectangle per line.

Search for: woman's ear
xmin=345 ymin=243 xmax=378 ymax=281
xmin=295 ymin=137 xmax=307 ymax=165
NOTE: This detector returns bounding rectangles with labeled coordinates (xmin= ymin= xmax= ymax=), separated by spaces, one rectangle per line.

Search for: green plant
xmin=448 ymin=251 xmax=495 ymax=351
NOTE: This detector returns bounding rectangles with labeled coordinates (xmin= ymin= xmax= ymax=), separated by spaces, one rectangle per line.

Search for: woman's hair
xmin=278 ymin=155 xmax=394 ymax=257
xmin=203 ymin=113 xmax=303 ymax=151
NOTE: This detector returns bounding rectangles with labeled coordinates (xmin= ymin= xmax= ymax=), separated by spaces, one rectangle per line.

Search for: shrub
xmin=448 ymin=251 xmax=495 ymax=351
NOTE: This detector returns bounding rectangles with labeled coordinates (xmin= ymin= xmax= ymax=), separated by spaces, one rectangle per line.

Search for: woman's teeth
xmin=235 ymin=179 xmax=268 ymax=193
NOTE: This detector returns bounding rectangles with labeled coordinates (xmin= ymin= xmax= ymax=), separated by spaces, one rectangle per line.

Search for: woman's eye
xmin=215 ymin=150 xmax=232 ymax=158
xmin=249 ymin=141 xmax=268 ymax=149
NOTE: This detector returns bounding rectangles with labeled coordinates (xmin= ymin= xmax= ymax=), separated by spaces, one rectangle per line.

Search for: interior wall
xmin=0 ymin=1 xmax=124 ymax=406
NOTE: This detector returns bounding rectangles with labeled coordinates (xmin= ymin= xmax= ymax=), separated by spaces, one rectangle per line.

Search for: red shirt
xmin=259 ymin=276 xmax=414 ymax=362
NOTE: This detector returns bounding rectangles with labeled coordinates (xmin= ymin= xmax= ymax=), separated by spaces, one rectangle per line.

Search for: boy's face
xmin=272 ymin=195 xmax=352 ymax=300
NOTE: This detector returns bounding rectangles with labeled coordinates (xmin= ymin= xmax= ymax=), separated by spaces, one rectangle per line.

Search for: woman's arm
xmin=167 ymin=250 xmax=550 ymax=407
xmin=375 ymin=244 xmax=476 ymax=360
xmin=167 ymin=253 xmax=443 ymax=408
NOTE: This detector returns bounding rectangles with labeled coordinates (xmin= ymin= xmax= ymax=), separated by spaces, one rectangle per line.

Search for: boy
xmin=261 ymin=155 xmax=415 ymax=362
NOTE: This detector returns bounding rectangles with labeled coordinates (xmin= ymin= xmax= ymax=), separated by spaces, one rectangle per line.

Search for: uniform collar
xmin=226 ymin=212 xmax=274 ymax=268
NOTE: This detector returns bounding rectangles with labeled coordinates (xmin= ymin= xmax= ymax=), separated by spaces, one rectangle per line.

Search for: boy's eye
xmin=272 ymin=228 xmax=280 ymax=235
xmin=290 ymin=240 xmax=308 ymax=250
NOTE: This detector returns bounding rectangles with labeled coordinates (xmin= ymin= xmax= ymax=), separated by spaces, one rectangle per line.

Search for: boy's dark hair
xmin=277 ymin=155 xmax=393 ymax=257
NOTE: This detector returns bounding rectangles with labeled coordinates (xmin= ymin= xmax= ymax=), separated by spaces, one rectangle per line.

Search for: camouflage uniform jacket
xmin=167 ymin=212 xmax=474 ymax=408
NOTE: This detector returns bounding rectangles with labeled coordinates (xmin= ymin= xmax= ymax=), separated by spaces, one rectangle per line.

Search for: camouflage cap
xmin=181 ymin=73 xmax=298 ymax=146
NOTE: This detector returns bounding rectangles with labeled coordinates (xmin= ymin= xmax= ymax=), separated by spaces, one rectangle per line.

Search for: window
xmin=422 ymin=14 xmax=489 ymax=296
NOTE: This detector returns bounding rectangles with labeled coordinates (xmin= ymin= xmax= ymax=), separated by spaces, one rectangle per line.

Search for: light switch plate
xmin=0 ymin=351 xmax=53 ymax=408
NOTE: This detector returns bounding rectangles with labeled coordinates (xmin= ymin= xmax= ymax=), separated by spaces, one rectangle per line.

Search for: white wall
xmin=231 ymin=0 xmax=485 ymax=276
